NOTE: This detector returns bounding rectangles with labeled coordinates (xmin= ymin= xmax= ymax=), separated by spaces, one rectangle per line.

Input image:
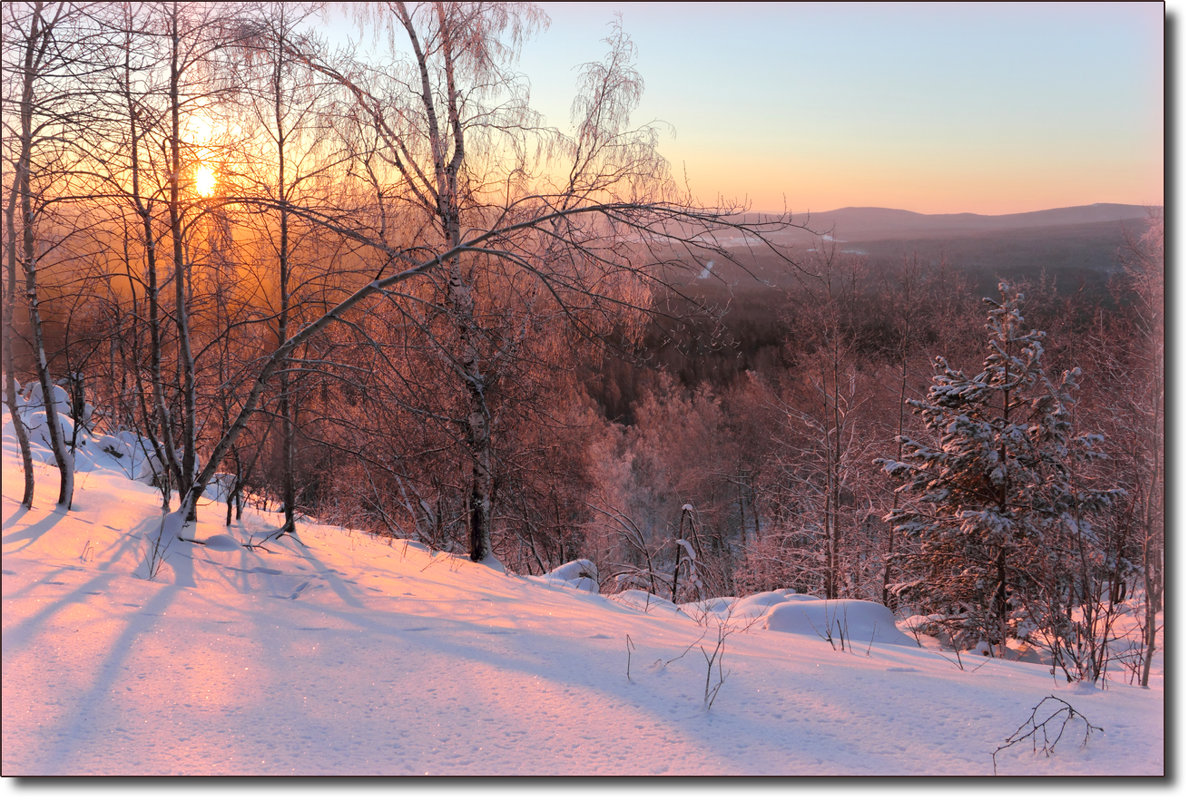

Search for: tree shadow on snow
xmin=2 ymin=503 xmax=70 ymax=551
xmin=31 ymin=581 xmax=186 ymax=774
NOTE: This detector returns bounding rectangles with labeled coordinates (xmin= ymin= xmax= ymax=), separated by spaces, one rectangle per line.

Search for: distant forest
xmin=594 ymin=212 xmax=1153 ymax=420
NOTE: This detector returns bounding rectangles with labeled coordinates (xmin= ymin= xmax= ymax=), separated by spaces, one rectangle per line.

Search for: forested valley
xmin=3 ymin=1 xmax=1163 ymax=686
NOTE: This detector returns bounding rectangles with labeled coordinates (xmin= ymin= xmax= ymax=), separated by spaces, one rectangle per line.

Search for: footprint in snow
xmin=288 ymin=580 xmax=310 ymax=600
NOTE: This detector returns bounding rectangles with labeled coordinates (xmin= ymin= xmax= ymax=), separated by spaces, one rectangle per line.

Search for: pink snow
xmin=1 ymin=414 xmax=1164 ymax=776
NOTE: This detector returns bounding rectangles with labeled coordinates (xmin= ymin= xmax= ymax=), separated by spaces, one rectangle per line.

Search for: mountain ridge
xmin=753 ymin=202 xmax=1157 ymax=242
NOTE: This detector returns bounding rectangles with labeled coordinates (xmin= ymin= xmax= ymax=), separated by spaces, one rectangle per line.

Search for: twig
xmin=992 ymin=695 xmax=1104 ymax=775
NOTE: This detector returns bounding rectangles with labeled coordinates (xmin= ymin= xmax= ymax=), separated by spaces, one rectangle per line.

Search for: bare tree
xmin=5 ymin=4 xmax=808 ymax=573
xmin=1111 ymin=212 xmax=1163 ymax=686
xmin=250 ymin=2 xmax=807 ymax=565
xmin=0 ymin=9 xmax=36 ymax=507
xmin=2 ymin=0 xmax=98 ymax=509
xmin=81 ymin=1 xmax=255 ymax=516
xmin=760 ymin=241 xmax=874 ymax=599
xmin=231 ymin=1 xmax=342 ymax=534
xmin=92 ymin=1 xmax=182 ymax=506
xmin=159 ymin=0 xmax=247 ymax=518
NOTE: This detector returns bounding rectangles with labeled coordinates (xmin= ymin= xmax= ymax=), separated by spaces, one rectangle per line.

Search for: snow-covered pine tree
xmin=877 ymin=283 xmax=1117 ymax=659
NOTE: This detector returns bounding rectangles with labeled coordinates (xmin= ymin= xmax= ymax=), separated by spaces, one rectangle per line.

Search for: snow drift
xmin=762 ymin=599 xmax=920 ymax=648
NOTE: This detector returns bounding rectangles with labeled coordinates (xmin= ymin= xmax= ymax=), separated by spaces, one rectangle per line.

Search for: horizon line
xmin=744 ymin=201 xmax=1164 ymax=218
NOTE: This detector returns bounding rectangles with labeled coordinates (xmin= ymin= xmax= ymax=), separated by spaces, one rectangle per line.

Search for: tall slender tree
xmin=232 ymin=2 xmax=339 ymax=534
xmin=2 ymin=0 xmax=96 ymax=509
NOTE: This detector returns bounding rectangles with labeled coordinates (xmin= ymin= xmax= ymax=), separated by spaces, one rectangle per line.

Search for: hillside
xmin=787 ymin=203 xmax=1154 ymax=242
xmin=663 ymin=204 xmax=1153 ymax=300
xmin=1 ymin=407 xmax=1164 ymax=776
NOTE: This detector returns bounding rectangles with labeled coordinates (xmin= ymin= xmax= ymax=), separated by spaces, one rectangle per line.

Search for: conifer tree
xmin=878 ymin=283 xmax=1117 ymax=658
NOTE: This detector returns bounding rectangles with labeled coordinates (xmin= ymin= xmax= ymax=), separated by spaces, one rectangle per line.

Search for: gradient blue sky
xmin=324 ymin=2 xmax=1164 ymax=216
xmin=517 ymin=2 xmax=1163 ymax=215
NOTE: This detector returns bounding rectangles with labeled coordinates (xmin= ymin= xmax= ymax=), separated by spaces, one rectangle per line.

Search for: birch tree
xmin=159 ymin=0 xmax=241 ymax=517
xmin=2 ymin=0 xmax=98 ymax=509
xmin=111 ymin=2 xmax=804 ymax=567
xmin=231 ymin=2 xmax=343 ymax=534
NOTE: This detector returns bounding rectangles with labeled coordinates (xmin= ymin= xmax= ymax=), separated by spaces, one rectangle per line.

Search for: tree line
xmin=2 ymin=2 xmax=1163 ymax=684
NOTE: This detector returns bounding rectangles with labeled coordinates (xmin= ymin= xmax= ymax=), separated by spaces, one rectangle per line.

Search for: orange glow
xmin=195 ymin=164 xmax=217 ymax=197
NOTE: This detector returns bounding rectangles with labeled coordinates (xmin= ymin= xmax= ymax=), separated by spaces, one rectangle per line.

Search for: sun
xmin=194 ymin=164 xmax=217 ymax=197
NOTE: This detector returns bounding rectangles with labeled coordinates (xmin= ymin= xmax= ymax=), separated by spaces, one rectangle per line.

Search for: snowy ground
xmin=1 ymin=409 xmax=1166 ymax=777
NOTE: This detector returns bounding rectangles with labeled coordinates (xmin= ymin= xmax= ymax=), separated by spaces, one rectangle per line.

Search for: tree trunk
xmin=4 ymin=150 xmax=34 ymax=509
xmin=15 ymin=3 xmax=72 ymax=508
xmin=275 ymin=37 xmax=297 ymax=534
xmin=461 ymin=305 xmax=494 ymax=563
xmin=403 ymin=2 xmax=496 ymax=564
xmin=169 ymin=3 xmax=198 ymax=520
xmin=24 ymin=236 xmax=73 ymax=508
xmin=883 ymin=307 xmax=911 ymax=608
xmin=122 ymin=18 xmax=181 ymax=509
xmin=993 ymin=545 xmax=1009 ymax=658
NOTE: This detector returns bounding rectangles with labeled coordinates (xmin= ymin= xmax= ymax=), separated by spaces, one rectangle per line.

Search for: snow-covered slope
xmin=1 ymin=410 xmax=1163 ymax=776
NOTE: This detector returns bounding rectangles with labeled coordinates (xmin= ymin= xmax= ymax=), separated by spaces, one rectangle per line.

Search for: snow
xmin=762 ymin=599 xmax=919 ymax=647
xmin=1 ymin=408 xmax=1166 ymax=777
xmin=728 ymin=589 xmax=816 ymax=620
xmin=535 ymin=558 xmax=599 ymax=593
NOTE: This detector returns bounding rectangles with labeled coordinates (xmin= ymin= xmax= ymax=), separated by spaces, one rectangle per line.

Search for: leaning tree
xmin=149 ymin=2 xmax=811 ymax=568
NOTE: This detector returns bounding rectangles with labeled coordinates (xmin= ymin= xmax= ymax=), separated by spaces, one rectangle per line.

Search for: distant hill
xmin=680 ymin=203 xmax=1158 ymax=300
xmin=625 ymin=204 xmax=1158 ymax=415
xmin=759 ymin=203 xmax=1157 ymax=243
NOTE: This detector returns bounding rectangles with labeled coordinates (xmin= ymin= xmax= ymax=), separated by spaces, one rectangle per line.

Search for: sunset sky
xmin=509 ymin=2 xmax=1164 ymax=216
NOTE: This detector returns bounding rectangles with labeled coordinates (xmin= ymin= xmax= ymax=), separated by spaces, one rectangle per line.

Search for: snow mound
xmin=23 ymin=409 xmax=83 ymax=449
xmin=638 ymin=590 xmax=831 ymax=623
xmin=94 ymin=433 xmax=130 ymax=459
xmin=199 ymin=534 xmax=242 ymax=551
xmin=679 ymin=595 xmax=737 ymax=619
xmin=608 ymin=589 xmax=687 ymax=617
xmin=540 ymin=559 xmax=598 ymax=592
xmin=762 ymin=599 xmax=918 ymax=647
xmin=734 ymin=590 xmax=818 ymax=619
